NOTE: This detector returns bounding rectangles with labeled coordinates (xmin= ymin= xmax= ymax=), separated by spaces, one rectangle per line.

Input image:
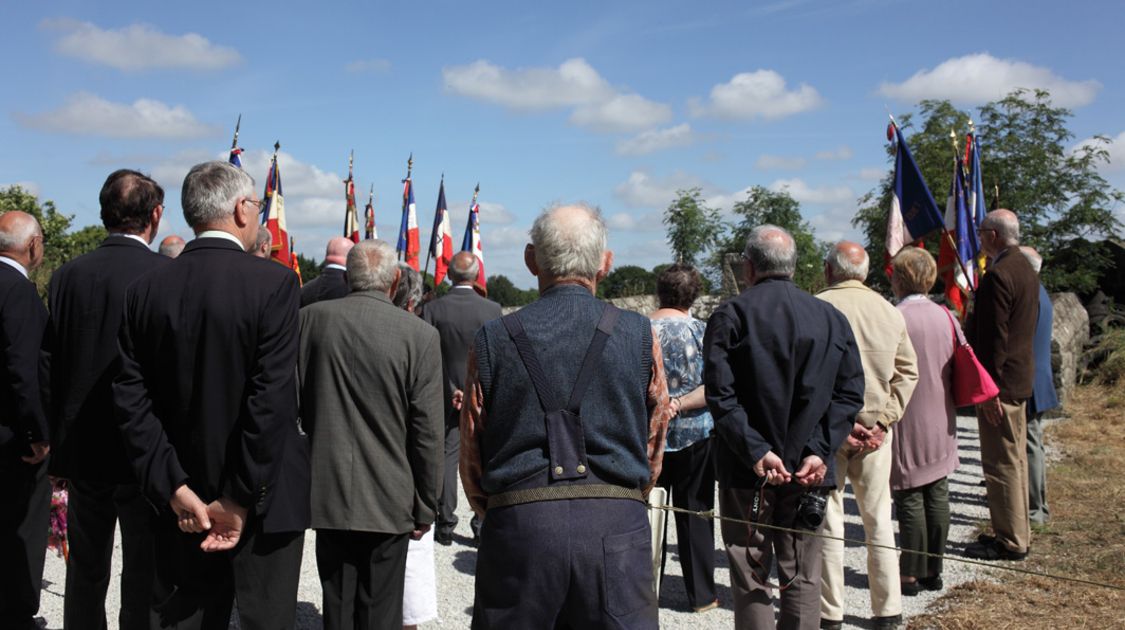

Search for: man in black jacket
xmin=421 ymin=251 xmax=501 ymax=544
xmin=113 ymin=160 xmax=310 ymax=628
xmin=300 ymin=237 xmax=353 ymax=307
xmin=704 ymin=225 xmax=864 ymax=630
xmin=0 ymin=211 xmax=50 ymax=630
xmin=48 ymin=170 xmax=168 ymax=630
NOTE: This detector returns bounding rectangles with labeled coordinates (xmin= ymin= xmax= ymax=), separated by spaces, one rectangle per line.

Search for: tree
xmin=600 ymin=265 xmax=656 ymax=299
xmin=296 ymin=253 xmax=321 ymax=283
xmin=485 ymin=274 xmax=537 ymax=307
xmin=710 ymin=186 xmax=828 ymax=293
xmin=663 ymin=188 xmax=722 ymax=266
xmin=853 ymin=90 xmax=1123 ymax=294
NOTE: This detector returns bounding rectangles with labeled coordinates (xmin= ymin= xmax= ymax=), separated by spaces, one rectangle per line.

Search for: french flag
xmin=885 ymin=122 xmax=944 ymax=274
xmin=430 ymin=179 xmax=454 ymax=285
xmin=461 ymin=198 xmax=485 ymax=288
xmin=397 ymin=177 xmax=420 ymax=271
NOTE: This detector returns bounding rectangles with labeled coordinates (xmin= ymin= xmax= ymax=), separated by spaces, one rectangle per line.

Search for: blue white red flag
xmin=429 ymin=180 xmax=454 ymax=285
xmin=461 ymin=197 xmax=485 ymax=288
xmin=886 ymin=123 xmax=944 ymax=269
xmin=397 ymin=177 xmax=420 ymax=271
xmin=229 ymin=148 xmax=243 ymax=169
xmin=938 ymin=158 xmax=977 ymax=316
xmin=261 ymin=151 xmax=291 ymax=266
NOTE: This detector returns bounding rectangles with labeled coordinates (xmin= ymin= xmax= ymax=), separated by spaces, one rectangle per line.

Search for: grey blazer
xmin=298 ymin=290 xmax=443 ymax=534
xmin=421 ymin=287 xmax=502 ymax=422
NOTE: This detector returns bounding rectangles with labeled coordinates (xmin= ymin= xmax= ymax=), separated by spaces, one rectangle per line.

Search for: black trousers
xmin=0 ymin=451 xmax=50 ymax=629
xmin=150 ymin=516 xmax=304 ymax=630
xmin=64 ymin=480 xmax=155 ymax=630
xmin=315 ymin=529 xmax=409 ymax=630
xmin=657 ymin=438 xmax=717 ymax=609
xmin=437 ymin=419 xmax=459 ymax=535
xmin=473 ymin=498 xmax=657 ymax=630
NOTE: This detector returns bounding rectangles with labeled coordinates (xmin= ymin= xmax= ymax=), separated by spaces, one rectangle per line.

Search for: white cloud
xmin=0 ymin=181 xmax=41 ymax=197
xmin=768 ymin=178 xmax=854 ymax=204
xmin=877 ymin=53 xmax=1101 ymax=108
xmin=857 ymin=167 xmax=887 ymax=181
xmin=445 ymin=200 xmax=515 ymax=226
xmin=42 ymin=18 xmax=241 ymax=71
xmin=442 ymin=58 xmax=613 ymax=110
xmin=616 ymin=124 xmax=696 ymax=156
xmin=613 ymin=171 xmax=706 ymax=209
xmin=606 ymin=210 xmax=664 ymax=232
xmin=690 ymin=69 xmax=823 ymax=120
xmin=17 ymin=92 xmax=217 ymax=139
xmin=345 ymin=58 xmax=392 ymax=74
xmin=755 ymin=154 xmax=807 ymax=170
xmin=704 ymin=187 xmax=753 ymax=215
xmin=569 ymin=94 xmax=672 ymax=133
xmin=1073 ymin=131 xmax=1125 ymax=173
xmin=815 ymin=146 xmax=854 ymax=161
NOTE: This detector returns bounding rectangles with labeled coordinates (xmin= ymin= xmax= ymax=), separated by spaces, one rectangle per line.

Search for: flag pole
xmin=943 ymin=129 xmax=975 ymax=300
xmin=231 ymin=114 xmax=241 ymax=150
xmin=421 ymin=172 xmax=442 ymax=289
xmin=365 ymin=184 xmax=374 ymax=240
xmin=399 ymin=153 xmax=413 ymax=262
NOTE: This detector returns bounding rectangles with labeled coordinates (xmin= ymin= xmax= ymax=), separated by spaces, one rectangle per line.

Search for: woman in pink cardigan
xmin=889 ymin=247 xmax=960 ymax=596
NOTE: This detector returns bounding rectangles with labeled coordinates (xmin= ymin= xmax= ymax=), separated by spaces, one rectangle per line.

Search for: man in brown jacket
xmin=964 ymin=209 xmax=1039 ymax=561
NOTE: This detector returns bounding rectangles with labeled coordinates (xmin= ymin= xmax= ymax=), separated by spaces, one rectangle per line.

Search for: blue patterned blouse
xmin=651 ymin=315 xmax=714 ymax=452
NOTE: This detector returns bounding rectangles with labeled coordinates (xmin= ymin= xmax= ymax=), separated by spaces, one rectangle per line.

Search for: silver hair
xmin=447 ymin=254 xmax=480 ymax=285
xmin=158 ymin=240 xmax=185 ymax=258
xmin=181 ymin=161 xmax=255 ymax=228
xmin=1020 ymin=249 xmax=1043 ymax=274
xmin=825 ymin=242 xmax=869 ymax=281
xmin=0 ymin=214 xmax=42 ymax=252
xmin=392 ymin=262 xmax=423 ymax=310
xmin=256 ymin=226 xmax=272 ymax=250
xmin=529 ymin=202 xmax=607 ymax=279
xmin=347 ymin=239 xmax=398 ymax=292
xmin=982 ymin=212 xmax=1020 ymax=245
xmin=742 ymin=224 xmax=797 ymax=279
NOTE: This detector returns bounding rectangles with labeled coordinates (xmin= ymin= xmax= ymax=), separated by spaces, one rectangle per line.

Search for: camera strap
xmin=745 ymin=484 xmax=801 ymax=592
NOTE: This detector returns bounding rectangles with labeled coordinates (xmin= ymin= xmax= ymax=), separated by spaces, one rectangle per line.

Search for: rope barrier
xmin=647 ymin=503 xmax=1125 ymax=592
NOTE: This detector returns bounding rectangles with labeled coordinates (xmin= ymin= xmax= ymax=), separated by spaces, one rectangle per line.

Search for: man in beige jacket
xmin=816 ymin=242 xmax=918 ymax=630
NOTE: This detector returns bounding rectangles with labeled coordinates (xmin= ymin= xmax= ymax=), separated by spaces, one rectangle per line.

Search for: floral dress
xmin=651 ymin=316 xmax=714 ymax=452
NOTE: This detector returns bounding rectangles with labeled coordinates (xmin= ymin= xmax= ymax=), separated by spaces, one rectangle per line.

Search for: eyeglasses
xmin=242 ymin=197 xmax=267 ymax=214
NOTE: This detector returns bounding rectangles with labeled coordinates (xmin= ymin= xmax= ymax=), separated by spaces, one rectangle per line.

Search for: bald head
xmin=252 ymin=227 xmax=272 ymax=259
xmin=448 ymin=251 xmax=480 ymax=285
xmin=1019 ymin=245 xmax=1042 ymax=274
xmin=159 ymin=235 xmax=186 ymax=258
xmin=825 ymin=240 xmax=869 ymax=284
xmin=324 ymin=237 xmax=355 ymax=266
xmin=0 ymin=211 xmax=45 ymax=271
xmin=981 ymin=209 xmax=1020 ymax=253
xmin=529 ymin=203 xmax=609 ymax=280
xmin=742 ymin=224 xmax=797 ymax=283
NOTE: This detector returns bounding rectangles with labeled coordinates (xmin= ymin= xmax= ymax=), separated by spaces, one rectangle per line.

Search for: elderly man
xmin=816 ymin=241 xmax=918 ymax=630
xmin=252 ymin=226 xmax=272 ymax=259
xmin=299 ymin=240 xmax=443 ymax=629
xmin=461 ymin=203 xmax=670 ymax=628
xmin=962 ymin=210 xmax=1039 ymax=560
xmin=158 ymin=235 xmax=186 ymax=258
xmin=48 ymin=170 xmax=168 ymax=630
xmin=1020 ymin=246 xmax=1058 ymax=526
xmin=301 ymin=237 xmax=354 ymax=307
xmin=422 ymin=251 xmax=501 ymax=545
xmin=114 ymin=161 xmax=310 ymax=627
xmin=0 ymin=211 xmax=51 ymax=630
xmin=704 ymin=226 xmax=864 ymax=630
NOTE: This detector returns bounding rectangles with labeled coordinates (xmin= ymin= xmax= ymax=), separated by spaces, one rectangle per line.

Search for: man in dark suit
xmin=299 ymin=239 xmax=443 ymax=628
xmin=300 ymin=237 xmax=354 ymax=307
xmin=704 ymin=225 xmax=864 ymax=629
xmin=48 ymin=170 xmax=168 ymax=630
xmin=964 ymin=209 xmax=1039 ymax=561
xmin=113 ymin=160 xmax=310 ymax=628
xmin=421 ymin=251 xmax=501 ymax=544
xmin=0 ymin=211 xmax=51 ymax=630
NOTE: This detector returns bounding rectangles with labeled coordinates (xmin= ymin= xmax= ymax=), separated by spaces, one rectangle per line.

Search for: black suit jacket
xmin=113 ymin=237 xmax=309 ymax=533
xmin=300 ymin=267 xmax=348 ymax=308
xmin=421 ymin=286 xmax=501 ymax=422
xmin=0 ymin=262 xmax=49 ymax=456
xmin=703 ymin=277 xmax=865 ymax=489
xmin=47 ymin=236 xmax=169 ymax=482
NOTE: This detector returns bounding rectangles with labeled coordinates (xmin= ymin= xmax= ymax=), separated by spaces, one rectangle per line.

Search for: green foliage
xmin=486 ymin=274 xmax=536 ymax=307
xmin=420 ymin=271 xmax=450 ymax=298
xmin=296 ymin=253 xmax=321 ymax=283
xmin=852 ymin=90 xmax=1123 ymax=294
xmin=599 ymin=265 xmax=656 ymax=299
xmin=663 ymin=188 xmax=722 ymax=266
xmin=710 ymin=186 xmax=828 ymax=293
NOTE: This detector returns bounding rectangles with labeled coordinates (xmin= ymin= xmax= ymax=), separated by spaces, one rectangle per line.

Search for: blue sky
xmin=2 ymin=0 xmax=1123 ymax=287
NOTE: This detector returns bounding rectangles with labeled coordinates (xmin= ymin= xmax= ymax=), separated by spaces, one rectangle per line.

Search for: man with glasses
xmin=963 ymin=209 xmax=1039 ymax=561
xmin=114 ymin=160 xmax=310 ymax=627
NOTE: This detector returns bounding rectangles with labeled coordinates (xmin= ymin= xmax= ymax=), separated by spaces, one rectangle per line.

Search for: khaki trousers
xmin=821 ymin=429 xmax=900 ymax=621
xmin=979 ymin=399 xmax=1031 ymax=552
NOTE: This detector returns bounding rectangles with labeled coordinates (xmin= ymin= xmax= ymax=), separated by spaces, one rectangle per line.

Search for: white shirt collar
xmin=0 ymin=256 xmax=28 ymax=278
xmin=452 ymin=284 xmax=475 ymax=290
xmin=195 ymin=230 xmax=246 ymax=251
xmin=325 ymin=263 xmax=346 ymax=271
xmin=109 ymin=233 xmax=150 ymax=247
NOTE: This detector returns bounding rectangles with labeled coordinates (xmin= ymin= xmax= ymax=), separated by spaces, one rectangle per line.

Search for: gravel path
xmin=37 ymin=416 xmax=993 ymax=628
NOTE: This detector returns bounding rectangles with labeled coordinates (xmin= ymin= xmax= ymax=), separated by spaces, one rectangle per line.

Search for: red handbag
xmin=945 ymin=307 xmax=999 ymax=406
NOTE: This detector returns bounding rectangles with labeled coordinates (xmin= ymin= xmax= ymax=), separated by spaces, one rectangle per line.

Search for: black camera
xmin=795 ymin=490 xmax=828 ymax=531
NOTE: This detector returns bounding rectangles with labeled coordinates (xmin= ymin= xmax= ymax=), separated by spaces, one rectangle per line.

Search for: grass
xmin=907 ymin=382 xmax=1125 ymax=630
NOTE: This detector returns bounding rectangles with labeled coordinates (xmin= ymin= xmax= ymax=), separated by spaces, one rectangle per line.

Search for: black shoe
xmin=919 ymin=575 xmax=944 ymax=591
xmin=977 ymin=533 xmax=997 ymax=545
xmin=873 ymin=614 xmax=903 ymax=629
xmin=964 ymin=539 xmax=1027 ymax=561
xmin=434 ymin=530 xmax=453 ymax=546
xmin=901 ymin=580 xmax=922 ymax=596
xmin=819 ymin=620 xmax=843 ymax=630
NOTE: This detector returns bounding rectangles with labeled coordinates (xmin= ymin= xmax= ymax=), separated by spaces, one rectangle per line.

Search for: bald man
xmin=158 ymin=235 xmax=186 ymax=258
xmin=0 ymin=211 xmax=51 ymax=628
xmin=421 ymin=251 xmax=501 ymax=544
xmin=816 ymin=241 xmax=917 ymax=630
xmin=963 ymin=210 xmax=1039 ymax=561
xmin=301 ymin=237 xmax=354 ymax=307
xmin=252 ymin=226 xmax=272 ymax=259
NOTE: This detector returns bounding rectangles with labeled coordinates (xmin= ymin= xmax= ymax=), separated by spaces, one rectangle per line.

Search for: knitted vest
xmin=474 ymin=285 xmax=652 ymax=495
